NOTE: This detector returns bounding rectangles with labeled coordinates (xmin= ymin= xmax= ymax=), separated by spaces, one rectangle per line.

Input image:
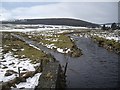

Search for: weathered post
xmin=40 ymin=59 xmax=43 ymax=72
xmin=18 ymin=67 xmax=21 ymax=78
xmin=64 ymin=55 xmax=68 ymax=76
xmin=64 ymin=62 xmax=68 ymax=76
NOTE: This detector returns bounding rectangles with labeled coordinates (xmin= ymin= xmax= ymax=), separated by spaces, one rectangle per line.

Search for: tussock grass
xmin=2 ymin=32 xmax=53 ymax=64
xmin=93 ymin=36 xmax=120 ymax=54
xmin=17 ymin=32 xmax=82 ymax=57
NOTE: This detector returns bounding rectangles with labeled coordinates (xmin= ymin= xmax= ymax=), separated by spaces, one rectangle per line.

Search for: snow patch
xmin=16 ymin=73 xmax=42 ymax=89
xmin=57 ymin=48 xmax=64 ymax=53
xmin=29 ymin=44 xmax=41 ymax=51
xmin=0 ymin=52 xmax=39 ymax=82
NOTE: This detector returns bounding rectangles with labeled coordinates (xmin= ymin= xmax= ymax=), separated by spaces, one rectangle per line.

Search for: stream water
xmin=12 ymin=34 xmax=119 ymax=88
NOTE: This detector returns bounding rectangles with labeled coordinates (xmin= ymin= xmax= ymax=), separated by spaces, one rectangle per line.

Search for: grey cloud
xmin=0 ymin=2 xmax=118 ymax=24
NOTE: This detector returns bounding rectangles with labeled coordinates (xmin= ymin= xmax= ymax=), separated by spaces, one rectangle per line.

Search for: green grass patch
xmin=16 ymin=32 xmax=82 ymax=57
xmin=93 ymin=36 xmax=120 ymax=53
xmin=2 ymin=32 xmax=54 ymax=64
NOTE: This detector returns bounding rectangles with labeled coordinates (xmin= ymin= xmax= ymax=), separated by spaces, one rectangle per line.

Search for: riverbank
xmin=36 ymin=61 xmax=66 ymax=89
xmin=92 ymin=36 xmax=120 ymax=54
xmin=1 ymin=32 xmax=65 ymax=89
xmin=66 ymin=35 xmax=118 ymax=88
xmin=16 ymin=31 xmax=82 ymax=57
xmin=1 ymin=29 xmax=119 ymax=88
xmin=69 ymin=29 xmax=120 ymax=54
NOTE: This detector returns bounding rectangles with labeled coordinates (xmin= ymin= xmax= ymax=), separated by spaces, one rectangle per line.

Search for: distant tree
xmin=111 ymin=23 xmax=117 ymax=30
xmin=116 ymin=25 xmax=119 ymax=29
xmin=117 ymin=24 xmax=120 ymax=29
xmin=102 ymin=24 xmax=106 ymax=30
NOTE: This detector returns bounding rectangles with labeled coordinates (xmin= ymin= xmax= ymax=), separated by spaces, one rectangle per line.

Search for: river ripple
xmin=12 ymin=34 xmax=119 ymax=88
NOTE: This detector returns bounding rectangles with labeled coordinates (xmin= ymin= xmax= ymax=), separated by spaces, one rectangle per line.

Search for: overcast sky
xmin=0 ymin=2 xmax=118 ymax=24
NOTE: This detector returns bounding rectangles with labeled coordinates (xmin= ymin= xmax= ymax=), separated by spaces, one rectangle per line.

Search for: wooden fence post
xmin=64 ymin=62 xmax=68 ymax=76
xmin=18 ymin=67 xmax=21 ymax=78
xmin=40 ymin=59 xmax=43 ymax=72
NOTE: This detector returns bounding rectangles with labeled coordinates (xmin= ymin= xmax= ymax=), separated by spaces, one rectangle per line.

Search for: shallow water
xmin=66 ymin=35 xmax=119 ymax=88
xmin=12 ymin=34 xmax=119 ymax=88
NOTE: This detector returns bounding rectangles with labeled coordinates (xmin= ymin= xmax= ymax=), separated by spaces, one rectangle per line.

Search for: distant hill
xmin=100 ymin=23 xmax=120 ymax=25
xmin=1 ymin=18 xmax=100 ymax=28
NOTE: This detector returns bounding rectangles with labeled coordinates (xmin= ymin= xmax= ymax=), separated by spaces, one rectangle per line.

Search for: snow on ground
xmin=39 ymin=42 xmax=71 ymax=54
xmin=73 ymin=33 xmax=90 ymax=38
xmin=57 ymin=48 xmax=71 ymax=54
xmin=45 ymin=44 xmax=56 ymax=49
xmin=1 ymin=24 xmax=91 ymax=33
xmin=15 ymin=73 xmax=41 ymax=89
xmin=105 ymin=36 xmax=119 ymax=41
xmin=98 ymin=35 xmax=120 ymax=42
xmin=57 ymin=30 xmax=70 ymax=34
xmin=94 ymin=35 xmax=119 ymax=42
xmin=23 ymin=30 xmax=72 ymax=54
xmin=90 ymin=31 xmax=120 ymax=42
xmin=0 ymin=49 xmax=41 ymax=86
xmin=0 ymin=28 xmax=55 ymax=32
xmin=57 ymin=48 xmax=64 ymax=53
xmin=29 ymin=44 xmax=41 ymax=51
xmin=72 ymin=30 xmax=120 ymax=42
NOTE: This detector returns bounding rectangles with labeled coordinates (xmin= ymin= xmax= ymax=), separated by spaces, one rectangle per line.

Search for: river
xmin=12 ymin=34 xmax=119 ymax=88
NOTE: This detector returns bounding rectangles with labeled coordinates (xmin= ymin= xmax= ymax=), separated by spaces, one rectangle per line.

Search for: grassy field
xmin=39 ymin=35 xmax=73 ymax=49
xmin=2 ymin=32 xmax=55 ymax=64
xmin=16 ymin=31 xmax=82 ymax=57
xmin=1 ymin=32 xmax=59 ymax=89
